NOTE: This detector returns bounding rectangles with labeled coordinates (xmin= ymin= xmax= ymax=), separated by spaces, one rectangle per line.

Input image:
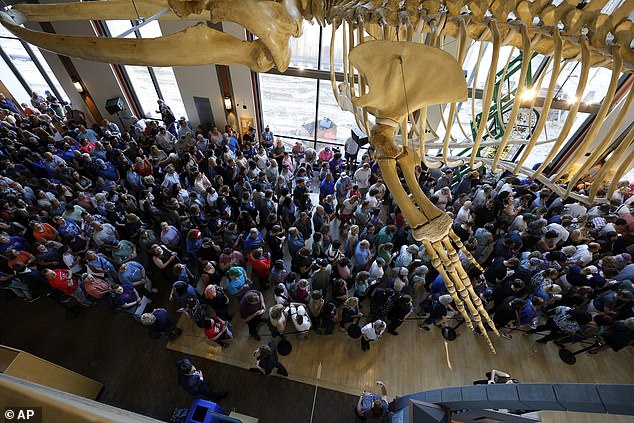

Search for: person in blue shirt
xmin=95 ymin=159 xmax=119 ymax=181
xmin=86 ymin=250 xmax=118 ymax=281
xmin=59 ymin=143 xmax=78 ymax=163
xmin=140 ymin=308 xmax=182 ymax=340
xmin=519 ymin=296 xmax=545 ymax=327
xmin=0 ymin=93 xmax=19 ymax=114
xmin=356 ymin=381 xmax=389 ymax=419
xmin=118 ymin=261 xmax=157 ymax=294
xmin=185 ymin=229 xmax=203 ymax=263
xmin=243 ymin=228 xmax=264 ymax=254
xmin=53 ymin=216 xmax=81 ymax=241
xmin=76 ymin=125 xmax=99 ymax=143
xmin=0 ymin=235 xmax=29 ymax=256
xmin=240 ymin=193 xmax=258 ymax=220
xmin=226 ymin=266 xmax=250 ymax=297
xmin=319 ymin=172 xmax=335 ymax=201
xmin=261 ymin=126 xmax=274 ymax=148
xmin=334 ymin=174 xmax=352 ymax=202
xmin=125 ymin=167 xmax=143 ymax=192
xmin=226 ymin=133 xmax=239 ymax=152
xmin=102 ymin=119 xmax=121 ymax=135
xmin=286 ymin=227 xmax=304 ymax=258
xmin=353 ymin=240 xmax=372 ymax=273
xmin=175 ymin=358 xmax=228 ymax=400
xmin=110 ymin=283 xmax=141 ymax=310
xmin=170 ymin=281 xmax=196 ymax=307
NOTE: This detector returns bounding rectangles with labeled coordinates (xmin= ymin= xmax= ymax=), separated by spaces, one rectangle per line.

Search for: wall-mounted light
xmin=72 ymin=80 xmax=84 ymax=93
xmin=223 ymin=96 xmax=232 ymax=110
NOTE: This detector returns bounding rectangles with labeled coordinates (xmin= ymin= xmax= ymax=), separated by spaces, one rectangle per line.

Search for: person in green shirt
xmin=374 ymin=224 xmax=397 ymax=249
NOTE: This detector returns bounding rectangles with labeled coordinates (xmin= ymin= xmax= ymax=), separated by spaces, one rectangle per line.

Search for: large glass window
xmin=259 ymin=73 xmax=318 ymax=147
xmin=288 ymin=23 xmax=321 ymax=70
xmin=259 ymin=24 xmax=365 ymax=148
xmin=317 ymin=80 xmax=360 ymax=146
xmin=124 ymin=65 xmax=159 ymax=118
xmin=103 ymin=20 xmax=187 ymax=119
xmin=0 ymin=24 xmax=69 ymax=104
xmin=320 ymin=25 xmax=346 ymax=72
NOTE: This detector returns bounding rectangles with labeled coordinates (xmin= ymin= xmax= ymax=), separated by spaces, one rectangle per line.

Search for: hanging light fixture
xmin=223 ymin=96 xmax=232 ymax=110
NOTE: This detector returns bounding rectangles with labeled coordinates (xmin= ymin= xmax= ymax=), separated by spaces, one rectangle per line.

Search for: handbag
xmin=347 ymin=317 xmax=362 ymax=339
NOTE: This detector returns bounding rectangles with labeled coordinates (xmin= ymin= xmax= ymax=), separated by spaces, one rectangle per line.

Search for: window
xmin=317 ymin=80 xmax=360 ymax=146
xmin=319 ymin=25 xmax=346 ymax=72
xmin=124 ymin=65 xmax=160 ymax=118
xmin=288 ymin=23 xmax=321 ymax=70
xmin=102 ymin=20 xmax=187 ymax=120
xmin=0 ymin=24 xmax=69 ymax=104
xmin=259 ymin=24 xmax=365 ymax=148
xmin=259 ymin=73 xmax=318 ymax=147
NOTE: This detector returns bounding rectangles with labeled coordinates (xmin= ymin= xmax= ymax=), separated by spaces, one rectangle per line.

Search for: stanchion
xmin=441 ymin=318 xmax=467 ymax=341
xmin=558 ymin=341 xmax=602 ymax=365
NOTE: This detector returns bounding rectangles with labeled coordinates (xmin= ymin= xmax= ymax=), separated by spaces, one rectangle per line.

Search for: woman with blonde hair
xmin=340 ymin=296 xmax=362 ymax=332
xmin=268 ymin=304 xmax=288 ymax=338
xmin=344 ymin=224 xmax=360 ymax=258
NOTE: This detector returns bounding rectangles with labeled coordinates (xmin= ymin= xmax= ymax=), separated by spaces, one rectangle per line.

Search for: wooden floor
xmin=170 ymin=290 xmax=634 ymax=423
xmin=0 ymin=291 xmax=358 ymax=423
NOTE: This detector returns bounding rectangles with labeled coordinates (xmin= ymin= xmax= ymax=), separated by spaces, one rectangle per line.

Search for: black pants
xmin=323 ymin=317 xmax=335 ymax=335
xmin=311 ymin=315 xmax=322 ymax=332
xmin=247 ymin=317 xmax=265 ymax=336
xmin=529 ymin=318 xmax=562 ymax=343
xmin=200 ymin=383 xmax=224 ymax=401
xmin=361 ymin=337 xmax=371 ymax=351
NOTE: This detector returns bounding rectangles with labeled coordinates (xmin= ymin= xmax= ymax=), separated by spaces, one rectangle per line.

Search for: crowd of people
xmin=1 ymin=91 xmax=634 ymax=416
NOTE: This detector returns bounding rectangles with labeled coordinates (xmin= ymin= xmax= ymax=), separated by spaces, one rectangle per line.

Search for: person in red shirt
xmin=133 ymin=157 xmax=153 ymax=177
xmin=248 ymin=248 xmax=271 ymax=290
xmin=43 ymin=268 xmax=93 ymax=306
xmin=204 ymin=317 xmax=232 ymax=348
xmin=43 ymin=268 xmax=77 ymax=295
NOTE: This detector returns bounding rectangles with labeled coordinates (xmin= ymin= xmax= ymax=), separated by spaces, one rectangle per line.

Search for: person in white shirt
xmin=206 ymin=187 xmax=218 ymax=208
xmin=368 ymin=180 xmax=386 ymax=199
xmin=369 ymin=258 xmax=385 ymax=282
xmin=289 ymin=303 xmax=311 ymax=338
xmin=62 ymin=246 xmax=83 ymax=273
xmin=161 ymin=165 xmax=181 ymax=188
xmin=455 ymin=201 xmax=473 ymax=225
xmin=569 ymin=242 xmax=600 ymax=266
xmin=344 ymin=136 xmax=360 ymax=168
xmin=354 ymin=162 xmax=372 ymax=196
xmin=544 ymin=222 xmax=570 ymax=245
xmin=563 ymin=200 xmax=587 ymax=218
xmin=366 ymin=189 xmax=380 ymax=209
xmin=255 ymin=147 xmax=268 ymax=170
xmin=361 ymin=320 xmax=386 ymax=351
xmin=433 ymin=187 xmax=452 ymax=211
